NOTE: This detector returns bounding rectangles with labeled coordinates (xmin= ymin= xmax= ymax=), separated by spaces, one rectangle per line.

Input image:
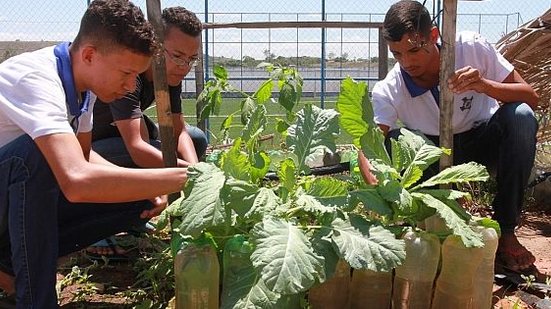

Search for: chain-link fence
xmin=1 ymin=0 xmax=549 ymax=109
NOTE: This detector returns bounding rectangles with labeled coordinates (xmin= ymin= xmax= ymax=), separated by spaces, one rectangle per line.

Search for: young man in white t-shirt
xmin=0 ymin=1 xmax=189 ymax=307
xmin=359 ymin=0 xmax=539 ymax=271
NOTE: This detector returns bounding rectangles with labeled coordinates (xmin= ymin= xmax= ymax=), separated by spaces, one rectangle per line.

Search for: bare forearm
xmin=127 ymin=141 xmax=173 ymax=168
xmin=65 ymin=164 xmax=187 ymax=202
xmin=483 ymin=79 xmax=539 ymax=109
xmin=89 ymin=149 xmax=117 ymax=166
xmin=35 ymin=133 xmax=187 ymax=203
xmin=177 ymin=132 xmax=199 ymax=164
xmin=358 ymin=150 xmax=378 ymax=185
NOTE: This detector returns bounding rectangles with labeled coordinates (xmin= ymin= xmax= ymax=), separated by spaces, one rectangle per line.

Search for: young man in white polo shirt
xmin=359 ymin=0 xmax=539 ymax=271
xmin=0 ymin=1 xmax=188 ymax=307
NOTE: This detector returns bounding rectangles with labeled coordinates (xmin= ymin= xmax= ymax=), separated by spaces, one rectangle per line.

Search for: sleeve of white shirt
xmin=464 ymin=32 xmax=514 ymax=83
xmin=0 ymin=69 xmax=74 ymax=140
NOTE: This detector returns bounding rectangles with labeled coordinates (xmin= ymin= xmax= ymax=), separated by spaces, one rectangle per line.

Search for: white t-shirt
xmin=0 ymin=46 xmax=95 ymax=148
xmin=373 ymin=31 xmax=513 ymax=136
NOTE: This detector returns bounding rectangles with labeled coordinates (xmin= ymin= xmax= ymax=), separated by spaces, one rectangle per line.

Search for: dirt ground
xmin=51 ymin=207 xmax=551 ymax=309
xmin=492 ymin=211 xmax=551 ymax=308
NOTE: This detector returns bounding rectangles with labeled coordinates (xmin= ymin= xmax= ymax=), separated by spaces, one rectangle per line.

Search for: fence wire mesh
xmin=0 ymin=0 xmax=549 ymax=119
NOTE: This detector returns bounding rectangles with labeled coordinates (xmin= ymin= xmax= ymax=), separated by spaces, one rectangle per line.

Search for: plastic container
xmin=221 ymin=235 xmax=254 ymax=307
xmin=431 ymin=235 xmax=484 ymax=309
xmin=309 ymin=259 xmax=351 ymax=309
xmin=423 ymin=215 xmax=450 ymax=234
xmin=174 ymin=241 xmax=220 ymax=309
xmin=472 ymin=227 xmax=499 ymax=309
xmin=349 ymin=269 xmax=392 ymax=309
xmin=392 ymin=231 xmax=440 ymax=309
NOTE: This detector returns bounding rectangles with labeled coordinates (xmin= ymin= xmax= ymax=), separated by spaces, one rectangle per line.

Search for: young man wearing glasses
xmin=88 ymin=7 xmax=207 ymax=259
xmin=92 ymin=6 xmax=207 ymax=170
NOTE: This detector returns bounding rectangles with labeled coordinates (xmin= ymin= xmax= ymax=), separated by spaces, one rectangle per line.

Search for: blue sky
xmin=0 ymin=0 xmax=549 ymax=59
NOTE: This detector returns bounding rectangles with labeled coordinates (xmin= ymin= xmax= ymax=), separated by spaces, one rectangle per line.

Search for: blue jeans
xmin=0 ymin=135 xmax=151 ymax=308
xmin=92 ymin=124 xmax=208 ymax=167
xmin=387 ymin=103 xmax=537 ymax=233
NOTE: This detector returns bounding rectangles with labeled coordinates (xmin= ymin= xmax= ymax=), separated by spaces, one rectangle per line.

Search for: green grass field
xmin=144 ymin=96 xmax=354 ymax=146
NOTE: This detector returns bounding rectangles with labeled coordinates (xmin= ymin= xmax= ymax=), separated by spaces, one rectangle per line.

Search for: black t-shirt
xmin=92 ymin=73 xmax=182 ymax=141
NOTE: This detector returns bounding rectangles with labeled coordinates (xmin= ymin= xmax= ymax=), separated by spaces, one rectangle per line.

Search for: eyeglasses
xmin=164 ymin=48 xmax=199 ymax=68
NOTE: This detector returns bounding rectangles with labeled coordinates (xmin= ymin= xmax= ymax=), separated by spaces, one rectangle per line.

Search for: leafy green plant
xmin=160 ymin=70 xmax=491 ymax=308
xmin=160 ymin=67 xmax=407 ymax=308
xmin=336 ymin=76 xmax=490 ymax=246
xmin=198 ymin=63 xmax=302 ymax=147
xmin=56 ymin=265 xmax=99 ymax=303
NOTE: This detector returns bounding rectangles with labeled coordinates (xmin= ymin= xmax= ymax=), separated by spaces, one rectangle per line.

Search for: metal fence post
xmin=320 ymin=0 xmax=326 ymax=109
xmin=203 ymin=0 xmax=210 ymax=142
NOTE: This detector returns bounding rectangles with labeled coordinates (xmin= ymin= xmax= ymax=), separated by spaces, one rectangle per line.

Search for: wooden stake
xmin=146 ymin=0 xmax=180 ymax=203
xmin=439 ymin=0 xmax=457 ymax=172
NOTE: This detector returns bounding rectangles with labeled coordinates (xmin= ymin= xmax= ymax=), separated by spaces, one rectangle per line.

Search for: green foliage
xmin=198 ymin=63 xmax=302 ymax=146
xmin=166 ymin=68 xmax=407 ymax=308
xmin=168 ymin=72 xmax=495 ymax=308
xmin=336 ymin=76 xmax=492 ymax=247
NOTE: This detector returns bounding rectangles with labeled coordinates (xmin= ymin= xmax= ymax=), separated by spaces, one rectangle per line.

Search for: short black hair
xmin=73 ymin=0 xmax=156 ymax=56
xmin=162 ymin=7 xmax=203 ymax=37
xmin=382 ymin=0 xmax=433 ymax=42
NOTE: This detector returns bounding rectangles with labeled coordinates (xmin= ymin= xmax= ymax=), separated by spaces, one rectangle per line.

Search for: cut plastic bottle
xmin=392 ymin=230 xmax=440 ymax=309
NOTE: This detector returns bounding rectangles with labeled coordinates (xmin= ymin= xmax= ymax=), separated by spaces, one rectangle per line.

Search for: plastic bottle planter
xmin=472 ymin=227 xmax=499 ymax=309
xmin=174 ymin=242 xmax=220 ymax=309
xmin=221 ymin=235 xmax=254 ymax=308
xmin=431 ymin=234 xmax=484 ymax=309
xmin=349 ymin=269 xmax=392 ymax=309
xmin=392 ymin=231 xmax=441 ymax=309
xmin=309 ymin=259 xmax=351 ymax=309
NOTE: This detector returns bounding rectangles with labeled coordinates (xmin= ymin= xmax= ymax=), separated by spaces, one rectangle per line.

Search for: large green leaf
xmin=377 ymin=178 xmax=402 ymax=202
xmin=286 ymin=104 xmax=339 ymax=173
xmin=241 ymin=97 xmax=256 ymax=125
xmin=214 ymin=64 xmax=228 ymax=80
xmin=401 ymin=142 xmax=446 ymax=189
xmin=223 ymin=178 xmax=260 ymax=218
xmin=412 ymin=192 xmax=483 ymax=247
xmin=393 ymin=188 xmax=415 ymax=216
xmin=249 ymin=188 xmax=281 ymax=220
xmin=413 ymin=162 xmax=490 ymax=190
xmin=250 ymin=217 xmax=324 ymax=294
xmin=419 ymin=189 xmax=471 ymax=221
xmin=295 ymin=193 xmax=338 ymax=214
xmin=348 ymin=189 xmax=393 ymax=216
xmin=305 ymin=177 xmax=349 ymax=197
xmin=254 ymin=79 xmax=273 ymax=104
xmin=336 ymin=77 xmax=370 ymax=146
xmin=249 ymin=152 xmax=271 ymax=184
xmin=231 ymin=278 xmax=281 ymax=309
xmin=221 ymin=139 xmax=251 ymax=182
xmin=177 ymin=163 xmax=227 ymax=237
xmin=304 ymin=177 xmax=349 ymax=212
xmin=278 ymin=82 xmax=297 ymax=113
xmin=277 ymin=158 xmax=297 ymax=201
xmin=220 ymin=237 xmax=279 ymax=309
xmin=360 ymin=130 xmax=391 ymax=166
xmin=242 ymin=105 xmax=267 ymax=151
xmin=330 ymin=216 xmax=405 ymax=272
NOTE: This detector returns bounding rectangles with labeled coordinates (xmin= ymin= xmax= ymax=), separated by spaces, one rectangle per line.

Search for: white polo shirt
xmin=372 ymin=31 xmax=513 ymax=136
xmin=0 ymin=46 xmax=95 ymax=148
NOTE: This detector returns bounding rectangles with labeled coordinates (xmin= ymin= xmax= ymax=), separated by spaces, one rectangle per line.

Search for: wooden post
xmin=439 ymin=0 xmax=457 ymax=171
xmin=146 ymin=0 xmax=180 ymax=203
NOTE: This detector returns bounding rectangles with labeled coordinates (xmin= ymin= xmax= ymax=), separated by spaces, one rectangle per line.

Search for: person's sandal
xmin=84 ymin=236 xmax=129 ymax=263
